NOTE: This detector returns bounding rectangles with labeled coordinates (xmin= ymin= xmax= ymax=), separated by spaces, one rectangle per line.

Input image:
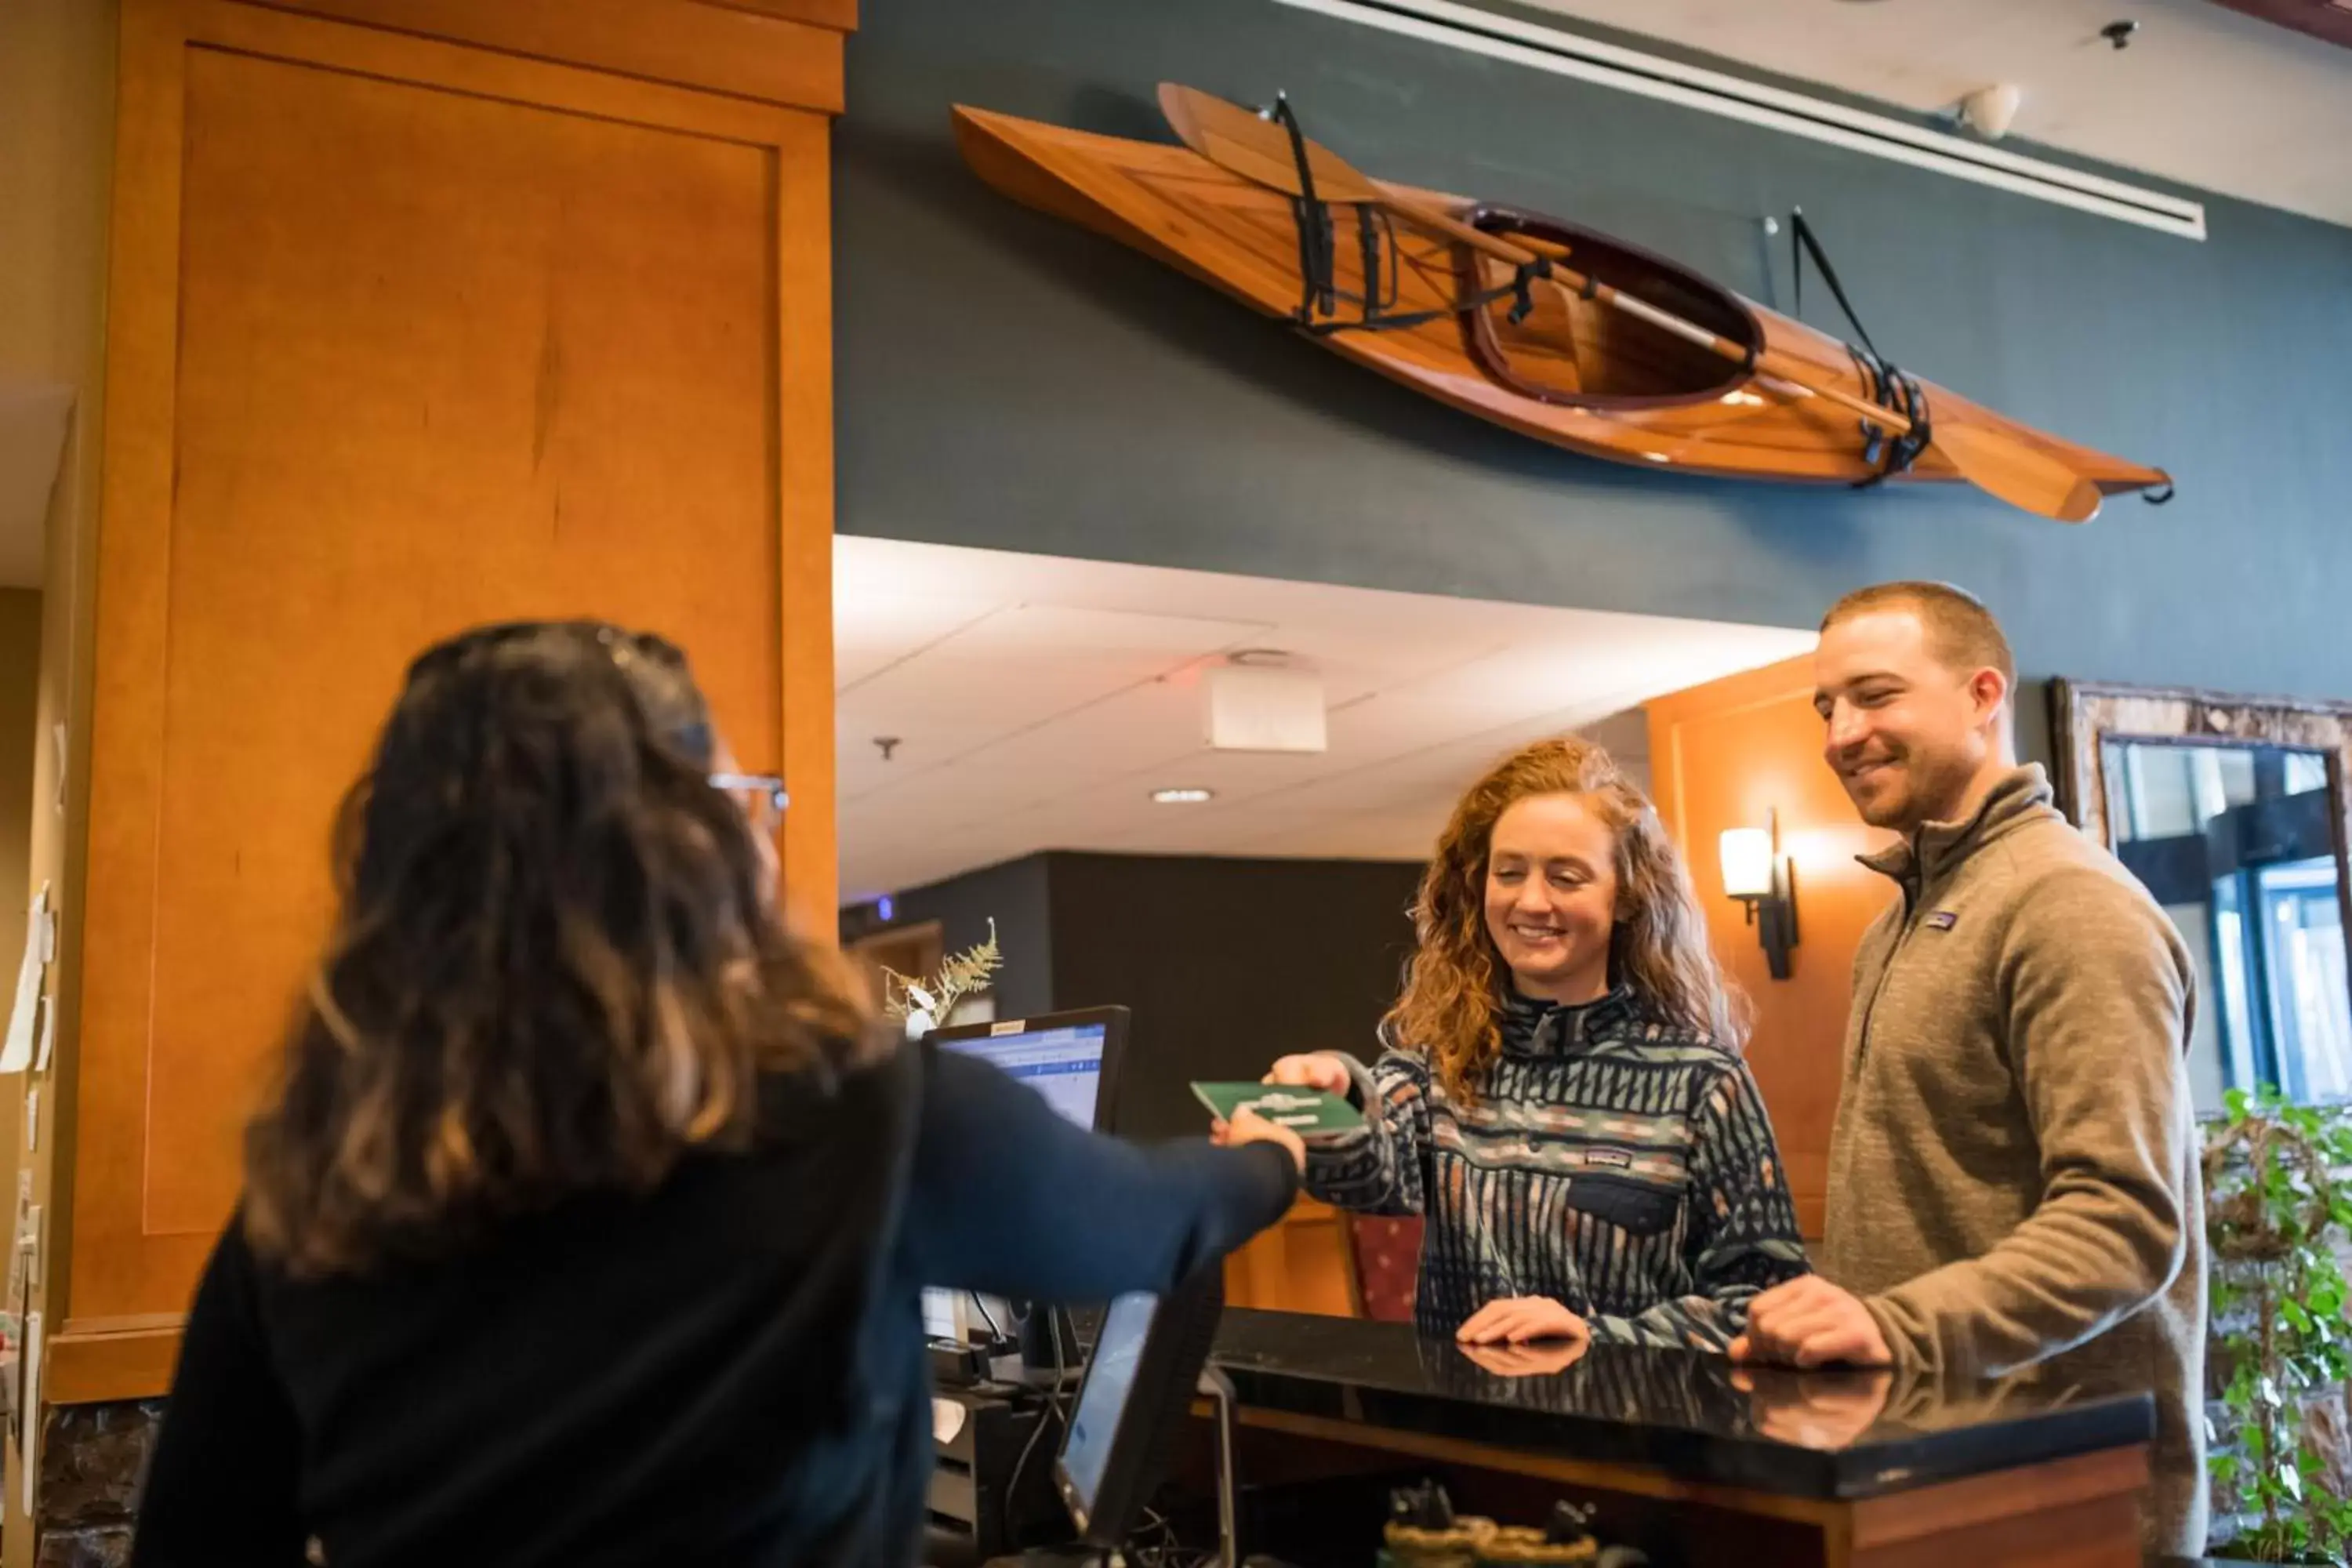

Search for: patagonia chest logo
xmin=1926 ymin=910 xmax=1960 ymax=931
xmin=1584 ymin=1148 xmax=1634 ymax=1171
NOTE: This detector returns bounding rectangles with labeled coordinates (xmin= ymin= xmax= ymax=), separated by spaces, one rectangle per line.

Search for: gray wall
xmin=1047 ymin=853 xmax=1424 ymax=1142
xmin=886 ymin=853 xmax=1056 ymax=1022
xmin=837 ymin=0 xmax=2352 ymax=750
xmin=881 ymin=851 xmax=1425 ymax=1141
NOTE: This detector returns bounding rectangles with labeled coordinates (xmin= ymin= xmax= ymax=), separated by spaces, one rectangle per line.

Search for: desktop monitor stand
xmin=1016 ymin=1301 xmax=1085 ymax=1386
xmin=1200 ymin=1365 xmax=1240 ymax=1568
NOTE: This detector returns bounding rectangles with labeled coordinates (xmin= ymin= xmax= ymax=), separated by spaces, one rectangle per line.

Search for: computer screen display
xmin=1057 ymin=1290 xmax=1156 ymax=1517
xmin=921 ymin=1008 xmax=1128 ymax=1345
xmin=936 ymin=1019 xmax=1107 ymax=1130
xmin=1053 ymin=1268 xmax=1225 ymax=1545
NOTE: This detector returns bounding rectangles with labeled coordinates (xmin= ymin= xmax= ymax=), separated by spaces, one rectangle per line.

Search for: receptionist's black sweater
xmin=131 ymin=1040 xmax=1295 ymax=1567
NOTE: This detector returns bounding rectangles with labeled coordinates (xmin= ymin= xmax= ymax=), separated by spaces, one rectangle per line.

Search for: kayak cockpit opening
xmin=1461 ymin=208 xmax=1762 ymax=408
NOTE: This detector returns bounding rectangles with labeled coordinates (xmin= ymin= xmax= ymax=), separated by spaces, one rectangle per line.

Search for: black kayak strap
xmin=1272 ymin=94 xmax=1338 ymax=321
xmin=1790 ymin=208 xmax=1882 ymax=362
xmin=1269 ymin=93 xmax=1549 ymax=338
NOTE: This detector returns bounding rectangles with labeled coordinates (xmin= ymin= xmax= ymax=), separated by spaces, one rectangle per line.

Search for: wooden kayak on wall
xmin=951 ymin=103 xmax=2173 ymax=514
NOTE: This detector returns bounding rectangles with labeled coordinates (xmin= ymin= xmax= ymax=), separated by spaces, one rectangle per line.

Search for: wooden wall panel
xmin=68 ymin=0 xmax=839 ymax=1344
xmin=1225 ymin=1197 xmax=1357 ymax=1318
xmin=250 ymin=0 xmax=850 ymax=111
xmin=1646 ymin=655 xmax=1895 ymax=1240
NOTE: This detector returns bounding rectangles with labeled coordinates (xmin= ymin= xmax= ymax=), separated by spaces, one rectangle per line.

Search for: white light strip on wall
xmin=1269 ymin=0 xmax=2210 ymax=241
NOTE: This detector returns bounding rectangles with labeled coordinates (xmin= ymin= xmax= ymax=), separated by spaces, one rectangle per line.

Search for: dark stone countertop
xmin=1207 ymin=1308 xmax=2154 ymax=1501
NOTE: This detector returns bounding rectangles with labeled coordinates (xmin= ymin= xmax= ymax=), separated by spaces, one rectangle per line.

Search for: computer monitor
xmin=920 ymin=1007 xmax=1130 ymax=1345
xmin=1054 ymin=1266 xmax=1225 ymax=1548
xmin=926 ymin=1005 xmax=1128 ymax=1133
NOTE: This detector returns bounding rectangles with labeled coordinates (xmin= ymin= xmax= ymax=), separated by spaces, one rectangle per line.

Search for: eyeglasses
xmin=710 ymin=772 xmax=789 ymax=832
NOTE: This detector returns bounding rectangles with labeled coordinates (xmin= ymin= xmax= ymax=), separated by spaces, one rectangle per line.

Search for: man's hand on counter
xmin=1729 ymin=1364 xmax=1892 ymax=1449
xmin=1729 ymin=1276 xmax=1893 ymax=1369
xmin=1455 ymin=1295 xmax=1591 ymax=1348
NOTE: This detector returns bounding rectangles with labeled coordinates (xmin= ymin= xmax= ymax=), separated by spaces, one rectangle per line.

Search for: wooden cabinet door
xmin=67 ymin=0 xmax=837 ymax=1345
xmin=1646 ymin=655 xmax=1896 ymax=1241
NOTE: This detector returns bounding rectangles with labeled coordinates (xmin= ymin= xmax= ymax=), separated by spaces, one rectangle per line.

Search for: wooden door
xmin=59 ymin=0 xmax=841 ymax=1378
xmin=1646 ymin=655 xmax=1896 ymax=1240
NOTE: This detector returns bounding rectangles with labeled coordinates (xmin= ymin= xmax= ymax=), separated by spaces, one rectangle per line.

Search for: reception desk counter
xmin=1202 ymin=1309 xmax=2154 ymax=1568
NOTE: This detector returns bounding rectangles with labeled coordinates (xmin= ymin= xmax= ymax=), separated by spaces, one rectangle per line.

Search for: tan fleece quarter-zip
xmin=1822 ymin=764 xmax=2206 ymax=1554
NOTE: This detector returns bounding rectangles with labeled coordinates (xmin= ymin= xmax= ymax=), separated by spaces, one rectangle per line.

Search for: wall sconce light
xmin=1719 ymin=811 xmax=1800 ymax=981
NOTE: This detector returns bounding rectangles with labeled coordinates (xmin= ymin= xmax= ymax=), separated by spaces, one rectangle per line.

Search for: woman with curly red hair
xmin=1223 ymin=735 xmax=1806 ymax=1352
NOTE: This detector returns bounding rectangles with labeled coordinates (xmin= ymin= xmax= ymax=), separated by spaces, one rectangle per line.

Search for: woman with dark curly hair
xmin=132 ymin=620 xmax=1298 ymax=1568
xmin=1222 ymin=736 xmax=1806 ymax=1352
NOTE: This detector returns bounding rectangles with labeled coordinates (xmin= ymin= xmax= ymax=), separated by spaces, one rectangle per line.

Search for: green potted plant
xmin=2206 ymin=1086 xmax=2352 ymax=1563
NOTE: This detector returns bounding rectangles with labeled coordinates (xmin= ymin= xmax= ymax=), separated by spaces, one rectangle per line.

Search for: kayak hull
xmin=952 ymin=105 xmax=2173 ymax=500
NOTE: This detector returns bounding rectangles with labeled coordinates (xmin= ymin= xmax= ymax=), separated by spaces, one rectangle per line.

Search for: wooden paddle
xmin=1579 ymin=274 xmax=2103 ymax=523
xmin=1158 ymin=82 xmax=2103 ymax=523
xmin=1156 ymin=83 xmax=1571 ymax=269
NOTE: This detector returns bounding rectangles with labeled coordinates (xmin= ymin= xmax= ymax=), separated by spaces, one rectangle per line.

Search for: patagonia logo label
xmin=1926 ymin=910 xmax=1960 ymax=931
xmin=1585 ymin=1148 xmax=1633 ymax=1171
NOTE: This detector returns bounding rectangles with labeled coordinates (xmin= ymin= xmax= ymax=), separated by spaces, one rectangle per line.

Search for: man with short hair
xmin=1730 ymin=580 xmax=2206 ymax=1554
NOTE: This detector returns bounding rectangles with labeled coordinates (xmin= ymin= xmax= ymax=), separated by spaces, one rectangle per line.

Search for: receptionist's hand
xmin=1262 ymin=1054 xmax=1352 ymax=1098
xmin=1730 ymin=1276 xmax=1893 ymax=1369
xmin=1217 ymin=1106 xmax=1307 ymax=1174
xmin=1455 ymin=1295 xmax=1590 ymax=1347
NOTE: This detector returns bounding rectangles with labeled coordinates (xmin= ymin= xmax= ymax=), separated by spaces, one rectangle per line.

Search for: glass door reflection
xmin=2102 ymin=740 xmax=2352 ymax=1113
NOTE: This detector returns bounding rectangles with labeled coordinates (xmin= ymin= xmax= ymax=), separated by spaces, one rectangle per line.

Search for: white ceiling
xmin=1515 ymin=0 xmax=2352 ymax=227
xmin=835 ymin=537 xmax=1817 ymax=904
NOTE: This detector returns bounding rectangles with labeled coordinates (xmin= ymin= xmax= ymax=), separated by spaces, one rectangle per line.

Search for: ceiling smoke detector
xmin=1957 ymin=83 xmax=2025 ymax=140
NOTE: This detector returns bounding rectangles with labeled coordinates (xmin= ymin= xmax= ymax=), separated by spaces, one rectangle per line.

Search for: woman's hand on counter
xmin=1213 ymin=1106 xmax=1307 ymax=1174
xmin=1262 ymin=1054 xmax=1352 ymax=1098
xmin=1457 ymin=1335 xmax=1591 ymax=1378
xmin=1454 ymin=1295 xmax=1590 ymax=1348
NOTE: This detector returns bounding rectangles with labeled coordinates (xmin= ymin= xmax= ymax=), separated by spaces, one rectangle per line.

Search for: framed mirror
xmin=2052 ymin=681 xmax=2352 ymax=1115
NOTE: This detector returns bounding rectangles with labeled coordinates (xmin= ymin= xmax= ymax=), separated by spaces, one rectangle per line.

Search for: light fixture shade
xmin=1719 ymin=828 xmax=1775 ymax=898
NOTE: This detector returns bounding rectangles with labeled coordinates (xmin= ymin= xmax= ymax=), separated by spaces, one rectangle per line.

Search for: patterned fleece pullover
xmin=1305 ymin=986 xmax=1808 ymax=1349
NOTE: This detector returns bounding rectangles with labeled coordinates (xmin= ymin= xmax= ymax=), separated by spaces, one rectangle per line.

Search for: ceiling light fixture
xmin=1151 ymin=787 xmax=1214 ymax=804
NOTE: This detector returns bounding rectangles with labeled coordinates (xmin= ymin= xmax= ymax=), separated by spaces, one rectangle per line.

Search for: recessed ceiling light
xmin=1151 ymin=787 xmax=1214 ymax=804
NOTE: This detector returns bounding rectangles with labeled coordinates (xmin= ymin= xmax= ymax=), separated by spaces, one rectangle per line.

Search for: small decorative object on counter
xmin=1476 ymin=1526 xmax=1596 ymax=1566
xmin=1380 ymin=1489 xmax=1652 ymax=1568
xmin=879 ymin=918 xmax=1001 ymax=1039
xmin=1475 ymin=1501 xmax=1650 ymax=1566
xmin=1379 ymin=1479 xmax=1497 ymax=1567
